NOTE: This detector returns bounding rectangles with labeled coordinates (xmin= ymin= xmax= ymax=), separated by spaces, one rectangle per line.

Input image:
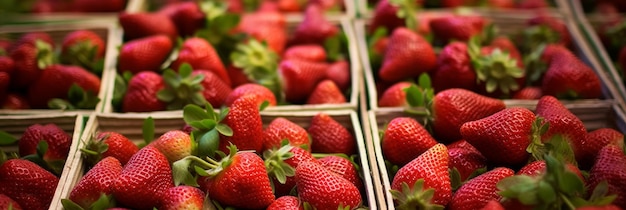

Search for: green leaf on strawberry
xmin=196 ymin=1 xmax=243 ymax=65
xmin=389 ymin=0 xmax=418 ymax=30
xmin=468 ymin=36 xmax=524 ymax=94
xmin=35 ymin=39 xmax=55 ymax=70
xmin=22 ymin=140 xmax=64 ymax=176
xmin=230 ymin=39 xmax=283 ymax=103
xmin=183 ymin=103 xmax=232 ymax=157
xmin=158 ymin=63 xmax=207 ymax=110
xmin=142 ymin=116 xmax=155 ymax=145
xmin=263 ymin=144 xmax=296 ymax=184
xmin=367 ymin=27 xmax=388 ymax=71
xmin=516 ymin=25 xmax=560 ymax=55
xmin=390 ymin=180 xmax=445 ymax=210
xmin=0 ymin=131 xmax=17 ymax=146
xmin=172 ymin=144 xmax=238 ymax=187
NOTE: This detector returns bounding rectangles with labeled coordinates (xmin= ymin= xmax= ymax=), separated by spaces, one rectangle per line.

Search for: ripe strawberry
xmin=0 ymin=56 xmax=14 ymax=74
xmin=150 ymin=130 xmax=192 ymax=163
xmin=382 ymin=117 xmax=437 ymax=166
xmin=481 ymin=200 xmax=505 ymax=210
xmin=429 ymin=15 xmax=487 ymax=43
xmin=118 ymin=12 xmax=178 ymax=41
xmin=517 ymin=160 xmax=584 ymax=182
xmin=170 ymin=37 xmax=231 ymax=86
xmin=534 ymin=96 xmax=587 ymax=163
xmin=82 ymin=131 xmax=139 ymax=166
xmin=68 ymin=157 xmax=123 ymax=209
xmin=0 ymin=194 xmax=22 ymax=210
xmin=431 ymin=42 xmax=477 ymax=92
xmin=265 ymin=145 xmax=319 ymax=197
xmin=447 ymin=140 xmax=487 ymax=182
xmin=9 ymin=40 xmax=54 ymax=89
xmin=461 ymin=107 xmax=536 ymax=167
xmin=112 ymin=146 xmax=174 ymax=209
xmin=325 ymin=59 xmax=350 ymax=91
xmin=512 ymin=86 xmax=542 ymax=99
xmin=2 ymin=93 xmax=30 ymax=110
xmin=296 ymin=161 xmax=361 ymax=210
xmin=194 ymin=69 xmax=233 ymax=108
xmin=540 ymin=45 xmax=602 ymax=99
xmin=378 ymin=27 xmax=437 ymax=83
xmin=391 ymin=144 xmax=451 ymax=206
xmin=18 ymin=123 xmax=72 ymax=162
xmin=7 ymin=32 xmax=54 ymax=53
xmin=289 ymin=4 xmax=338 ymax=46
xmin=448 ymin=167 xmax=515 ymax=210
xmin=0 ymin=159 xmax=59 ymax=210
xmin=369 ymin=0 xmax=406 ymax=33
xmin=306 ymin=79 xmax=347 ymax=105
xmin=318 ymin=155 xmax=365 ymax=194
xmin=587 ymin=145 xmax=626 ymax=208
xmin=73 ymin=0 xmax=126 ymax=12
xmin=378 ymin=81 xmax=412 ymax=107
xmin=489 ymin=36 xmax=522 ymax=62
xmin=238 ymin=10 xmax=287 ymax=54
xmin=122 ymin=71 xmax=167 ymax=112
xmin=278 ymin=0 xmax=302 ymax=12
xmin=117 ymin=35 xmax=173 ymax=74
xmin=60 ymin=30 xmax=106 ymax=70
xmin=227 ymin=64 xmax=252 ymax=87
xmin=581 ymin=128 xmax=625 ymax=168
xmin=308 ymin=113 xmax=356 ymax=154
xmin=224 ymin=83 xmax=277 ymax=107
xmin=473 ymin=45 xmax=526 ymax=97
xmin=283 ymin=44 xmax=327 ymax=62
xmin=219 ymin=94 xmax=264 ymax=153
xmin=263 ymin=117 xmax=310 ymax=151
xmin=27 ymin=64 xmax=101 ymax=109
xmin=267 ymin=196 xmax=303 ymax=210
xmin=157 ymin=1 xmax=205 ymax=37
xmin=160 ymin=186 xmax=205 ymax=210
xmin=278 ymin=59 xmax=328 ymax=103
xmin=527 ymin=14 xmax=572 ymax=49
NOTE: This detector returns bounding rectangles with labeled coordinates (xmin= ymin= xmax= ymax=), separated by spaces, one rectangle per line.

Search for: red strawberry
xmin=263 ymin=117 xmax=310 ymax=151
xmin=122 ymin=71 xmax=167 ymax=112
xmin=447 ymin=140 xmax=487 ymax=182
xmin=194 ymin=69 xmax=232 ymax=108
xmin=325 ymin=59 xmax=350 ymax=91
xmin=267 ymin=196 xmax=303 ymax=210
xmin=527 ymin=14 xmax=572 ymax=48
xmin=118 ymin=12 xmax=178 ymax=41
xmin=534 ymin=96 xmax=587 ymax=163
xmin=448 ymin=167 xmax=515 ymax=210
xmin=238 ymin=11 xmax=287 ymax=54
xmin=581 ymin=128 xmax=625 ymax=168
xmin=73 ymin=0 xmax=126 ymax=12
xmin=117 ymin=35 xmax=173 ymax=74
xmin=489 ymin=36 xmax=522 ymax=63
xmin=369 ymin=0 xmax=405 ymax=33
xmin=150 ymin=130 xmax=192 ymax=163
xmin=512 ymin=86 xmax=542 ymax=99
xmin=306 ymin=79 xmax=347 ymax=105
xmin=170 ymin=37 xmax=231 ymax=86
xmin=461 ymin=107 xmax=536 ymax=167
xmin=378 ymin=81 xmax=412 ymax=107
xmin=289 ymin=4 xmax=339 ymax=46
xmin=391 ymin=144 xmax=452 ymax=206
xmin=481 ymin=200 xmax=505 ymax=210
xmin=382 ymin=117 xmax=438 ymax=166
xmin=473 ymin=46 xmax=526 ymax=97
xmin=9 ymin=40 xmax=54 ymax=89
xmin=308 ymin=113 xmax=356 ymax=154
xmin=227 ymin=64 xmax=252 ymax=87
xmin=0 ymin=194 xmax=22 ymax=210
xmin=587 ymin=145 xmax=626 ymax=208
xmin=224 ymin=83 xmax=277 ymax=107
xmin=429 ymin=15 xmax=487 ymax=43
xmin=60 ymin=30 xmax=106 ymax=69
xmin=0 ymin=159 xmax=59 ymax=210
xmin=82 ymin=131 xmax=139 ymax=166
xmin=112 ymin=146 xmax=174 ymax=209
xmin=220 ymin=94 xmax=264 ymax=153
xmin=2 ymin=93 xmax=30 ymax=110
xmin=540 ymin=45 xmax=602 ymax=99
xmin=8 ymin=32 xmax=54 ymax=53
xmin=318 ymin=155 xmax=365 ymax=194
xmin=431 ymin=42 xmax=477 ymax=92
xmin=278 ymin=0 xmax=302 ymax=12
xmin=159 ymin=186 xmax=205 ymax=210
xmin=296 ymin=161 xmax=362 ymax=210
xmin=378 ymin=27 xmax=437 ymax=83
xmin=0 ymin=56 xmax=14 ymax=74
xmin=27 ymin=64 xmax=101 ymax=109
xmin=278 ymin=59 xmax=328 ymax=103
xmin=18 ymin=123 xmax=72 ymax=162
xmin=265 ymin=145 xmax=319 ymax=197
xmin=157 ymin=1 xmax=206 ymax=37
xmin=68 ymin=157 xmax=123 ymax=209
xmin=517 ymin=160 xmax=584 ymax=182
xmin=283 ymin=44 xmax=327 ymax=62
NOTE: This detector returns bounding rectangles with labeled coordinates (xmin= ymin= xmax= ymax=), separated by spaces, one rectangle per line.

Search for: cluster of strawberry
xmin=7 ymin=0 xmax=127 ymax=13
xmin=0 ymin=30 xmax=104 ymax=110
xmin=378 ymin=87 xmax=626 ymax=209
xmin=0 ymin=123 xmax=73 ymax=209
xmin=114 ymin=0 xmax=351 ymax=113
xmin=584 ymin=2 xmax=626 ymax=83
xmin=61 ymin=95 xmax=367 ymax=209
xmin=368 ymin=0 xmax=554 ymax=10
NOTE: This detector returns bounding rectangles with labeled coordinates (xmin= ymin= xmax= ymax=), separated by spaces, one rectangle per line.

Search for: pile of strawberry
xmin=366 ymin=4 xmax=604 ymax=108
xmin=367 ymin=0 xmax=555 ymax=12
xmin=0 ymin=123 xmax=74 ymax=209
xmin=62 ymin=95 xmax=368 ymax=209
xmin=4 ymin=0 xmax=127 ymax=13
xmin=584 ymin=3 xmax=626 ymax=84
xmin=113 ymin=0 xmax=352 ymax=113
xmin=378 ymin=85 xmax=626 ymax=209
xmin=0 ymin=30 xmax=104 ymax=110
xmin=148 ymin=0 xmax=346 ymax=14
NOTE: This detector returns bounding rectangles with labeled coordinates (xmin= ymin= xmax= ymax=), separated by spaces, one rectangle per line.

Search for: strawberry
xmin=170 ymin=37 xmax=231 ymax=86
xmin=378 ymin=27 xmax=437 ymax=83
xmin=283 ymin=44 xmax=327 ymax=62
xmin=512 ymin=86 xmax=542 ymax=99
xmin=378 ymin=81 xmax=412 ymax=107
xmin=219 ymin=94 xmax=264 ymax=153
xmin=289 ymin=4 xmax=339 ymax=46
xmin=118 ymin=12 xmax=178 ymax=41
xmin=227 ymin=65 xmax=252 ymax=87
xmin=18 ymin=123 xmax=72 ymax=163
xmin=382 ymin=117 xmax=437 ymax=166
xmin=159 ymin=186 xmax=205 ymax=210
xmin=587 ymin=145 xmax=626 ymax=208
xmin=157 ymin=1 xmax=206 ymax=37
xmin=264 ymin=145 xmax=319 ymax=197
xmin=581 ymin=128 xmax=625 ymax=168
xmin=460 ymin=107 xmax=536 ymax=167
xmin=318 ymin=155 xmax=365 ymax=194
xmin=82 ymin=131 xmax=139 ymax=166
xmin=237 ymin=10 xmax=287 ymax=54
xmin=431 ymin=42 xmax=477 ymax=92
xmin=150 ymin=130 xmax=192 ymax=163
xmin=429 ymin=15 xmax=487 ymax=43
xmin=60 ymin=30 xmax=106 ymax=71
xmin=540 ymin=45 xmax=602 ymax=99
xmin=472 ymin=45 xmax=526 ymax=97
xmin=308 ymin=113 xmax=356 ymax=154
xmin=0 ymin=159 xmax=59 ymax=210
xmin=517 ymin=160 xmax=584 ymax=182
xmin=2 ymin=93 xmax=30 ymax=110
xmin=448 ymin=167 xmax=515 ymax=210
xmin=278 ymin=0 xmax=302 ymax=12
xmin=278 ymin=59 xmax=328 ymax=103
xmin=325 ymin=59 xmax=350 ymax=91
xmin=481 ymin=200 xmax=505 ymax=210
xmin=122 ymin=71 xmax=167 ymax=112
xmin=73 ymin=0 xmax=127 ymax=12
xmin=526 ymin=14 xmax=572 ymax=49
xmin=391 ymin=144 xmax=451 ymax=207
xmin=368 ymin=0 xmax=406 ymax=33
xmin=9 ymin=39 xmax=54 ymax=90
xmin=0 ymin=56 xmax=14 ymax=74
xmin=224 ymin=83 xmax=277 ymax=107
xmin=27 ymin=64 xmax=101 ymax=109
xmin=68 ymin=157 xmax=123 ymax=209
xmin=156 ymin=64 xmax=209 ymax=110
xmin=263 ymin=117 xmax=310 ymax=151
xmin=194 ymin=69 xmax=233 ymax=108
xmin=296 ymin=161 xmax=362 ymax=210
xmin=117 ymin=35 xmax=173 ymax=75
xmin=267 ymin=196 xmax=303 ymax=210
xmin=112 ymin=146 xmax=174 ymax=209
xmin=7 ymin=32 xmax=54 ymax=53
xmin=447 ymin=140 xmax=487 ymax=182
xmin=306 ymin=79 xmax=347 ymax=104
xmin=489 ymin=36 xmax=523 ymax=63
xmin=0 ymin=194 xmax=22 ymax=210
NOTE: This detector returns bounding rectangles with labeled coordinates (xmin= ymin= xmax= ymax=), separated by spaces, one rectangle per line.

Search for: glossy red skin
xmin=7 ymin=32 xmax=54 ymax=53
xmin=97 ymin=131 xmax=139 ymax=165
xmin=319 ymin=155 xmax=365 ymax=195
xmin=369 ymin=0 xmax=405 ymax=33
xmin=27 ymin=64 xmax=101 ymax=108
xmin=379 ymin=27 xmax=437 ymax=83
xmin=382 ymin=117 xmax=438 ymax=166
xmin=449 ymin=167 xmax=515 ymax=210
xmin=308 ymin=113 xmax=356 ymax=155
xmin=117 ymin=35 xmax=173 ymax=74
xmin=158 ymin=2 xmax=205 ymax=37
xmin=160 ymin=186 xmax=205 ymax=210
xmin=540 ymin=46 xmax=602 ymax=99
xmin=0 ymin=194 xmax=22 ymax=210
xmin=267 ymin=196 xmax=303 ymax=210
xmin=118 ymin=12 xmax=178 ymax=41
xmin=581 ymin=128 xmax=625 ymax=169
xmin=272 ymin=147 xmax=319 ymax=197
xmin=289 ymin=4 xmax=338 ymax=46
xmin=429 ymin=15 xmax=486 ymax=43
xmin=18 ymin=123 xmax=72 ymax=161
xmin=378 ymin=81 xmax=411 ymax=107
xmin=122 ymin=71 xmax=167 ymax=112
xmin=535 ymin=96 xmax=588 ymax=163
xmin=61 ymin=30 xmax=106 ymax=59
xmin=278 ymin=59 xmax=328 ymax=104
xmin=194 ymin=69 xmax=232 ymax=108
xmin=219 ymin=95 xmax=264 ymax=154
xmin=238 ymin=11 xmax=287 ymax=54
xmin=325 ymin=59 xmax=351 ymax=91
xmin=2 ymin=93 xmax=30 ymax=110
xmin=9 ymin=44 xmax=42 ymax=90
xmin=447 ymin=140 xmax=487 ymax=181
xmin=0 ymin=159 xmax=59 ymax=210
xmin=283 ymin=44 xmax=327 ymax=62
xmin=432 ymin=42 xmax=477 ymax=93
xmin=150 ymin=130 xmax=192 ymax=163
xmin=296 ymin=161 xmax=361 ymax=210
xmin=512 ymin=86 xmax=542 ymax=99
xmin=224 ymin=83 xmax=277 ymax=107
xmin=306 ymin=80 xmax=347 ymax=105
xmin=69 ymin=157 xmax=123 ymax=209
xmin=170 ymin=37 xmax=231 ymax=86
xmin=263 ymin=117 xmax=310 ymax=151
xmin=517 ymin=160 xmax=585 ymax=182
xmin=0 ymin=56 xmax=15 ymax=74
xmin=587 ymin=145 xmax=626 ymax=208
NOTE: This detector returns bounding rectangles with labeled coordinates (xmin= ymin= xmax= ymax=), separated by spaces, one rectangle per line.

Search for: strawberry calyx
xmin=468 ymin=36 xmax=524 ymax=94
xmin=367 ymin=27 xmax=388 ymax=70
xmin=48 ymin=83 xmax=100 ymax=110
xmin=157 ymin=63 xmax=207 ymax=110
xmin=527 ymin=117 xmax=578 ymax=166
xmin=404 ymin=73 xmax=435 ymax=132
xmin=526 ymin=117 xmax=550 ymax=160
xmin=388 ymin=0 xmax=418 ymax=30
xmin=449 ymin=167 xmax=487 ymax=191
xmin=196 ymin=1 xmax=243 ymax=64
xmin=111 ymin=72 xmax=133 ymax=111
xmin=517 ymin=25 xmax=560 ymax=55
xmin=79 ymin=133 xmax=110 ymax=168
xmin=61 ymin=193 xmax=115 ymax=210
xmin=262 ymin=144 xmax=296 ymax=184
xmin=390 ymin=180 xmax=445 ymax=210
xmin=0 ymin=131 xmax=17 ymax=146
xmin=22 ymin=140 xmax=65 ymax=176
xmin=35 ymin=39 xmax=55 ymax=70
xmin=523 ymin=44 xmax=548 ymax=86
xmin=230 ymin=39 xmax=283 ymax=103
xmin=61 ymin=40 xmax=104 ymax=74
xmin=172 ymin=144 xmax=238 ymax=186
xmin=324 ymin=31 xmax=349 ymax=62
xmin=183 ymin=103 xmax=232 ymax=158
